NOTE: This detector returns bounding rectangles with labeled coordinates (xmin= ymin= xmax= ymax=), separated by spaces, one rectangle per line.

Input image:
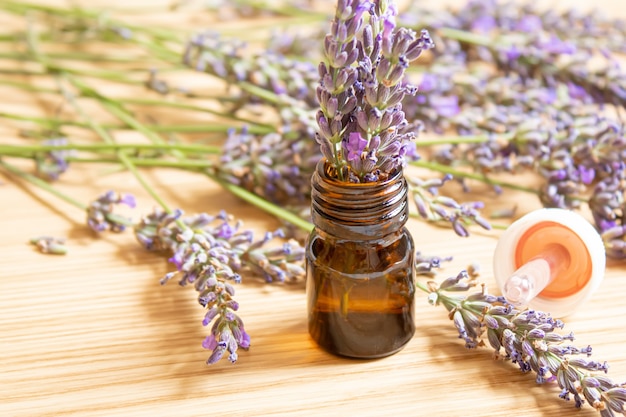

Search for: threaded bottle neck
xmin=310 ymin=161 xmax=409 ymax=240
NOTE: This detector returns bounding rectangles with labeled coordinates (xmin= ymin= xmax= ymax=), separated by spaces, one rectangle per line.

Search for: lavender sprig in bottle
xmin=306 ymin=0 xmax=432 ymax=359
xmin=315 ymin=0 xmax=433 ymax=182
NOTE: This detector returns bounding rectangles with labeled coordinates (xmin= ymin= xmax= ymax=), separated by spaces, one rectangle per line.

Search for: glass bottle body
xmin=305 ymin=162 xmax=416 ymax=359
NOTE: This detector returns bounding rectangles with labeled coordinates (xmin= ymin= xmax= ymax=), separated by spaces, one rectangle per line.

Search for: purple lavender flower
xmin=414 ymin=251 xmax=453 ymax=276
xmin=315 ymin=0 xmax=434 ymax=182
xmin=29 ymin=236 xmax=67 ymax=255
xmin=429 ymin=95 xmax=460 ymax=118
xmin=86 ymin=190 xmax=136 ymax=233
xmin=35 ymin=137 xmax=71 ymax=181
xmin=408 ymin=174 xmax=491 ymax=236
xmin=470 ymin=15 xmax=496 ymax=33
xmin=422 ymin=272 xmax=626 ymax=414
xmin=134 ymin=208 xmax=305 ymax=364
xmin=515 ymin=15 xmax=542 ymax=33
xmin=183 ymin=31 xmax=319 ymax=107
xmin=601 ymin=226 xmax=626 ymax=259
xmin=216 ymin=127 xmax=319 ymax=205
xmin=343 ymin=131 xmax=368 ymax=161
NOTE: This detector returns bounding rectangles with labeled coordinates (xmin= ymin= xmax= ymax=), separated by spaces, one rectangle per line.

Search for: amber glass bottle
xmin=305 ymin=161 xmax=416 ymax=359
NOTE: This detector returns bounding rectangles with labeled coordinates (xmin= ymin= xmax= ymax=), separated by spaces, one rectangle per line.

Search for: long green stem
xmin=228 ymin=0 xmax=326 ymax=19
xmin=415 ymin=279 xmax=430 ymax=294
xmin=208 ymin=173 xmax=314 ymax=232
xmin=411 ymin=160 xmax=541 ymax=194
xmin=1 ymin=0 xmax=183 ymax=42
xmin=0 ymin=109 xmax=270 ymax=135
xmin=0 ymin=159 xmax=87 ymax=210
xmin=0 ymin=50 xmax=151 ymax=63
xmin=0 ymin=143 xmax=222 ymax=155
xmin=11 ymin=3 xmax=314 ymax=232
xmin=59 ymin=74 xmax=177 ymax=214
xmin=64 ymin=74 xmax=314 ymax=231
xmin=4 ymin=152 xmax=214 ymax=169
xmin=68 ymin=157 xmax=211 ymax=169
xmin=416 ymin=133 xmax=514 ymax=147
xmin=120 ymin=97 xmax=276 ymax=131
xmin=437 ymin=27 xmax=493 ymax=47
xmin=0 ymin=78 xmax=275 ymax=133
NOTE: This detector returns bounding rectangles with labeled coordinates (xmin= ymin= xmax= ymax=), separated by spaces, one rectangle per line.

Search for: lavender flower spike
xmin=422 ymin=273 xmax=626 ymax=414
xmin=86 ymin=190 xmax=136 ymax=233
xmin=35 ymin=137 xmax=71 ymax=181
xmin=134 ymin=209 xmax=305 ymax=364
xmin=316 ymin=0 xmax=434 ymax=182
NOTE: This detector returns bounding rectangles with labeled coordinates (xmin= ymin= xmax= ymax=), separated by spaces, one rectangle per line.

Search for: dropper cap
xmin=493 ymin=208 xmax=606 ymax=318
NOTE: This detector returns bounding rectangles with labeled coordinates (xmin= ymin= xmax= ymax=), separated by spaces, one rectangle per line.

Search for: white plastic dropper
xmin=494 ymin=209 xmax=606 ymax=318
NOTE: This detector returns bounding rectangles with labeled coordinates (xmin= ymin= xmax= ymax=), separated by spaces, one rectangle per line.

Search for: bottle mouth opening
xmin=318 ymin=160 xmax=403 ymax=189
xmin=310 ymin=160 xmax=409 ymax=239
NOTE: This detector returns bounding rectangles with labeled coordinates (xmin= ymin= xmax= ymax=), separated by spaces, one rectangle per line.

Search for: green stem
xmin=208 ymin=173 xmax=314 ymax=233
xmin=120 ymin=97 xmax=275 ymax=132
xmin=437 ymin=27 xmax=493 ymax=48
xmin=411 ymin=160 xmax=540 ymax=194
xmin=1 ymin=0 xmax=183 ymax=42
xmin=228 ymin=0 xmax=326 ymax=18
xmin=0 ymin=159 xmax=87 ymax=210
xmin=0 ymin=50 xmax=151 ymax=63
xmin=117 ymin=152 xmax=174 ymax=213
xmin=0 ymin=78 xmax=261 ymax=126
xmin=415 ymin=279 xmax=430 ymax=294
xmin=4 ymin=152 xmax=215 ymax=170
xmin=0 ymin=142 xmax=221 ymax=154
xmin=0 ymin=109 xmax=270 ymax=135
xmin=59 ymin=74 xmax=177 ymax=214
xmin=238 ymin=81 xmax=288 ymax=106
xmin=67 ymin=157 xmax=212 ymax=169
xmin=417 ymin=133 xmax=514 ymax=147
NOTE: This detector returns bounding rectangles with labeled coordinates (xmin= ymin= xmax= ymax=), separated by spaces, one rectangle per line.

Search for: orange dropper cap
xmin=493 ymin=208 xmax=605 ymax=318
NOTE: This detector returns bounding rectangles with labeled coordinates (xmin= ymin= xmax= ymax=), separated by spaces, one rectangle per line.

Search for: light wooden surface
xmin=2 ymin=1 xmax=626 ymax=416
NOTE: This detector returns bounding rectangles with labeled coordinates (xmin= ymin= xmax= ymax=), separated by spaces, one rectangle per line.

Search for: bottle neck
xmin=310 ymin=161 xmax=409 ymax=240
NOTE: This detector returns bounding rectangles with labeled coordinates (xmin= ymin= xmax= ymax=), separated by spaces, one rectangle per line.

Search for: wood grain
xmin=2 ymin=1 xmax=626 ymax=416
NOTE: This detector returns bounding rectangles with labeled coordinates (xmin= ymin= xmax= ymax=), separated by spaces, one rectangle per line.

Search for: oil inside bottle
xmin=306 ymin=233 xmax=415 ymax=358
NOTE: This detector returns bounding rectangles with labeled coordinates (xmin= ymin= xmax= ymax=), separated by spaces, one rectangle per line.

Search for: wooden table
xmin=2 ymin=1 xmax=626 ymax=416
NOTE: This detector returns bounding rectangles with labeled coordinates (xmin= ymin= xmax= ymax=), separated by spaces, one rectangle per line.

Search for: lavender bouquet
xmin=315 ymin=0 xmax=433 ymax=183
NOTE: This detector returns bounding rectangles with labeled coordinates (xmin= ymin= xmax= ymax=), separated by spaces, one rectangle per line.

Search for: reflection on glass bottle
xmin=306 ymin=162 xmax=415 ymax=358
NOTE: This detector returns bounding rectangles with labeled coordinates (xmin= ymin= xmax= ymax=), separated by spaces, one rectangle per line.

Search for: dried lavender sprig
xmin=406 ymin=1 xmax=626 ymax=111
xmin=417 ymin=274 xmax=626 ymax=415
xmin=29 ymin=236 xmax=68 ymax=255
xmin=134 ymin=207 xmax=305 ymax=364
xmin=4 ymin=150 xmax=295 ymax=365
xmin=408 ymin=173 xmax=491 ymax=237
xmin=394 ymin=3 xmax=626 ymax=224
xmin=34 ymin=137 xmax=72 ymax=181
xmin=415 ymin=251 xmax=453 ymax=276
xmin=214 ymin=126 xmax=319 ymax=205
xmin=602 ymin=226 xmax=626 ymax=260
xmin=315 ymin=0 xmax=434 ymax=182
xmin=86 ymin=190 xmax=136 ymax=233
xmin=406 ymin=60 xmax=626 ymax=237
xmin=183 ymin=30 xmax=319 ymax=109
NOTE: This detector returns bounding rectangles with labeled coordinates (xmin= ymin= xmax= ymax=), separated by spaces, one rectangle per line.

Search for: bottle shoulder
xmin=306 ymin=228 xmax=414 ymax=274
